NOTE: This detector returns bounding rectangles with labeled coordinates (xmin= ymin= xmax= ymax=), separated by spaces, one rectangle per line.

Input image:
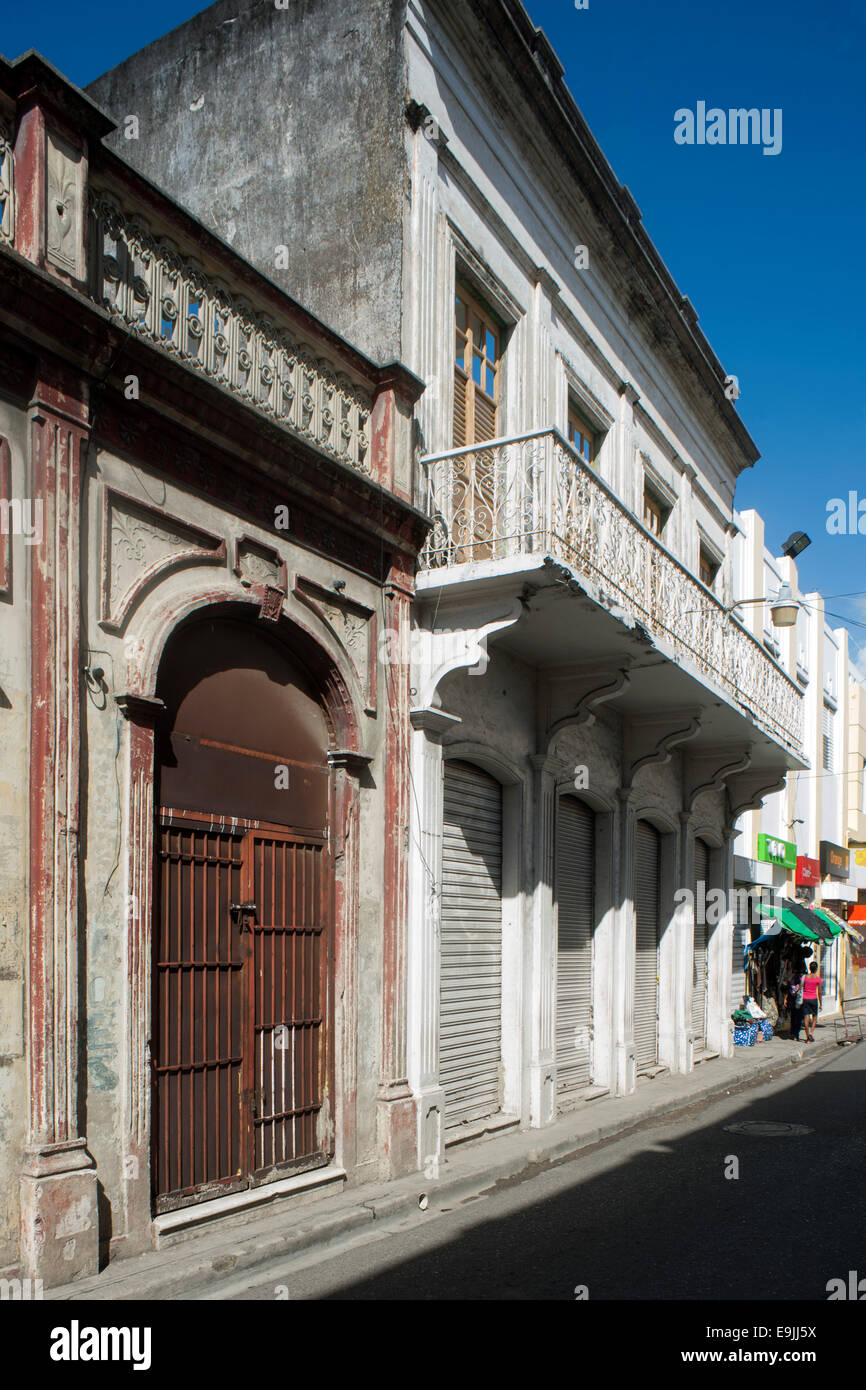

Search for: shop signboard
xmin=796 ymin=855 xmax=820 ymax=887
xmin=819 ymin=840 xmax=850 ymax=880
xmin=855 ymin=849 xmax=866 ymax=868
xmin=757 ymin=833 xmax=797 ymax=870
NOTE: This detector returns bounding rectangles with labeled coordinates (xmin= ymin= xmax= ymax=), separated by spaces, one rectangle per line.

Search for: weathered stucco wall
xmin=87 ymin=0 xmax=408 ymax=365
xmin=80 ymin=442 xmax=393 ymax=1251
xmin=0 ymin=399 xmax=30 ymax=1268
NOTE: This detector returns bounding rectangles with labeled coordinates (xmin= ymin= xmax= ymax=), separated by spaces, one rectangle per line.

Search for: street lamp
xmin=728 ymin=532 xmax=810 ymax=630
xmin=727 ymin=587 xmax=800 ymax=629
xmin=768 ymin=582 xmax=799 ymax=628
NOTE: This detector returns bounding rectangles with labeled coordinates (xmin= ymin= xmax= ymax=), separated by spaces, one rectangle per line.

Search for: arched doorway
xmin=151 ymin=616 xmax=333 ymax=1212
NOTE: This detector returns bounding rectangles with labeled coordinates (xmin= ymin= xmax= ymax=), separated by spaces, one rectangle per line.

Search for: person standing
xmin=802 ymin=961 xmax=823 ymax=1042
xmin=789 ymin=968 xmax=805 ymax=1041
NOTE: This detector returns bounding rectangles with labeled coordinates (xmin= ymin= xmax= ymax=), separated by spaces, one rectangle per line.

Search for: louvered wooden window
xmin=699 ymin=544 xmax=720 ymax=589
xmin=567 ymin=402 xmax=595 ymax=466
xmin=454 ymin=285 xmax=500 ymax=447
xmin=643 ymin=490 xmax=665 ymax=538
xmin=823 ymin=704 xmax=834 ymax=772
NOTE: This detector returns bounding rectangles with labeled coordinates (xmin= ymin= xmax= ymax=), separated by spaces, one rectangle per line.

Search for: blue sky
xmin=4 ymin=0 xmax=865 ymax=655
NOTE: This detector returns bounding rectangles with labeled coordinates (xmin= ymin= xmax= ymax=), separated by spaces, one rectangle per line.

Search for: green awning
xmin=757 ymin=901 xmax=821 ymax=941
xmin=811 ymin=905 xmax=845 ymax=937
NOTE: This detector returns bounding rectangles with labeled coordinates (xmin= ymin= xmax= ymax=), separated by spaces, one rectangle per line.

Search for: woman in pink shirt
xmin=801 ymin=961 xmax=822 ymax=1042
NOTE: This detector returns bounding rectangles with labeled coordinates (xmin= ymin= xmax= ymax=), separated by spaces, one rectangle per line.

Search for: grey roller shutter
xmin=634 ymin=821 xmax=660 ymax=1068
xmin=691 ymin=838 xmax=710 ymax=1043
xmin=731 ymin=890 xmax=750 ymax=1011
xmin=555 ymin=796 xmax=595 ymax=1101
xmin=440 ymin=761 xmax=503 ymax=1130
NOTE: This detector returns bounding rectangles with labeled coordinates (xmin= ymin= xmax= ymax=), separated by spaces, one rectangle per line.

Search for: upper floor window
xmin=822 ymin=703 xmax=834 ymax=772
xmin=699 ymin=543 xmax=721 ymax=589
xmin=643 ymin=484 xmax=669 ymax=538
xmin=454 ymin=284 xmax=500 ymax=447
xmin=567 ymin=401 xmax=595 ymax=466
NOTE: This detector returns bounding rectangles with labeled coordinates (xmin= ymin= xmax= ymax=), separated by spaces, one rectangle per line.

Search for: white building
xmin=90 ymin=0 xmax=807 ymax=1177
xmin=732 ymin=510 xmax=866 ymax=1010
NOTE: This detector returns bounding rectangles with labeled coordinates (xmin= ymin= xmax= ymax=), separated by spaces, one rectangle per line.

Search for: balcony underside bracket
xmin=725 ymin=768 xmax=789 ymax=830
xmin=542 ymin=664 xmax=632 ymax=752
xmin=623 ymin=709 xmax=702 ymax=790
xmin=683 ymin=746 xmax=753 ymax=814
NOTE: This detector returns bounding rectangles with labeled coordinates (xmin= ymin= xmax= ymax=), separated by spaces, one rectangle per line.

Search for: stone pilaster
xmin=674 ymin=811 xmax=695 ymax=1073
xmin=613 ymin=788 xmax=637 ymax=1094
xmin=114 ymin=693 xmax=164 ymax=1255
xmin=376 ymin=577 xmax=417 ymax=1179
xmin=327 ymin=749 xmax=370 ymax=1175
xmin=709 ymin=830 xmax=736 ymax=1058
xmin=528 ymin=755 xmax=559 ymax=1126
xmin=20 ymin=372 xmax=98 ymax=1285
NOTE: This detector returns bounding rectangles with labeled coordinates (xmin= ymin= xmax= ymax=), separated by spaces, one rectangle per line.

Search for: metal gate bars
xmin=152 ymin=813 xmax=331 ymax=1212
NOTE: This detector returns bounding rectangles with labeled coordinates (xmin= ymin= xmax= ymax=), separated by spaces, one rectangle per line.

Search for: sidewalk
xmin=50 ymin=1014 xmax=861 ymax=1301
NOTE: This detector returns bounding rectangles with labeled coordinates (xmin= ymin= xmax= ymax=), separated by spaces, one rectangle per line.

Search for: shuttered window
xmin=823 ymin=703 xmax=834 ymax=772
xmin=555 ymin=796 xmax=595 ymax=1100
xmin=567 ymin=401 xmax=595 ymax=466
xmin=440 ymin=761 xmax=503 ymax=1130
xmin=700 ymin=544 xmax=720 ymax=589
xmin=643 ymin=488 xmax=666 ymax=537
xmin=454 ymin=284 xmax=500 ymax=447
xmin=692 ymin=838 xmax=710 ymax=1043
xmin=634 ymin=821 xmax=661 ymax=1068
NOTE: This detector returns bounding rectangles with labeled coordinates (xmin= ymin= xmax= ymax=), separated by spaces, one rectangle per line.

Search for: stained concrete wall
xmin=80 ymin=441 xmax=392 ymax=1255
xmin=87 ymin=0 xmax=408 ymax=365
xmin=0 ymin=398 xmax=30 ymax=1269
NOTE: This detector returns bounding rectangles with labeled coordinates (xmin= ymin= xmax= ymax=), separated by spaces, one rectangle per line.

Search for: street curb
xmin=49 ymin=1029 xmax=848 ymax=1301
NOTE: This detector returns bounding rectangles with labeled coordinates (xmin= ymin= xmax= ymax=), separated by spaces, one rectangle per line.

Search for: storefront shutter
xmin=634 ymin=821 xmax=661 ymax=1068
xmin=555 ymin=795 xmax=595 ymax=1101
xmin=691 ymin=838 xmax=710 ymax=1043
xmin=731 ymin=890 xmax=750 ymax=1010
xmin=440 ymin=761 xmax=503 ymax=1130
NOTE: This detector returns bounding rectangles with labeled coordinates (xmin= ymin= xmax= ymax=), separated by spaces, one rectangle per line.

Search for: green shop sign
xmin=757 ymin=833 xmax=797 ymax=869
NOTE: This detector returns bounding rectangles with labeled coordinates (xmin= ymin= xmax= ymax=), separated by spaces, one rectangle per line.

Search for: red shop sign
xmin=796 ymin=855 xmax=820 ymax=886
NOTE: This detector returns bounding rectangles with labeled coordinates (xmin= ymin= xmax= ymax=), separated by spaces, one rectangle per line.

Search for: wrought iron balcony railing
xmin=419 ymin=429 xmax=803 ymax=755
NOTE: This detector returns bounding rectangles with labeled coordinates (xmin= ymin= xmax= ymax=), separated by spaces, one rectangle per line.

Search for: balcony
xmin=86 ymin=184 xmax=373 ymax=474
xmin=419 ymin=429 xmax=804 ymax=758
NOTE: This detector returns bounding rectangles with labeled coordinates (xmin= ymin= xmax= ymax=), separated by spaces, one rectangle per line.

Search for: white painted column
xmin=530 ymin=271 xmax=557 ymax=434
xmin=674 ymin=811 xmax=695 ymax=1073
xmin=406 ymin=707 xmax=460 ymax=1175
xmin=527 ymin=754 xmax=558 ymax=1127
xmin=613 ymin=789 xmax=636 ymax=1094
xmin=406 ymin=115 xmax=449 ymax=457
xmin=709 ymin=831 xmax=735 ymax=1057
xmin=616 ymin=385 xmax=639 ymax=510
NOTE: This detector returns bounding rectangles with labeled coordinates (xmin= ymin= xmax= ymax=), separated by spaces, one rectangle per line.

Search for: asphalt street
xmin=200 ymin=1043 xmax=866 ymax=1301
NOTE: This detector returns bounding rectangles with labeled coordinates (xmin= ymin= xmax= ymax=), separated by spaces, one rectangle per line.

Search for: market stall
xmin=732 ymin=899 xmax=844 ymax=1044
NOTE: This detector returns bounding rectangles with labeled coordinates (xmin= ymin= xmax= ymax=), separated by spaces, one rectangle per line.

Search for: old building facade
xmin=0 ymin=53 xmax=425 ymax=1284
xmin=87 ymin=0 xmax=808 ymax=1170
xmin=2 ymin=1 xmax=831 ymax=1285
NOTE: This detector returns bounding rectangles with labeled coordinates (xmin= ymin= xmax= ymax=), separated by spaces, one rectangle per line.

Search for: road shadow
xmin=320 ymin=1042 xmax=866 ymax=1300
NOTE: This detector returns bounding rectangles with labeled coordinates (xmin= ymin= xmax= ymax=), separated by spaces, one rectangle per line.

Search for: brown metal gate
xmin=152 ymin=811 xmax=330 ymax=1212
xmin=246 ymin=829 xmax=328 ymax=1182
